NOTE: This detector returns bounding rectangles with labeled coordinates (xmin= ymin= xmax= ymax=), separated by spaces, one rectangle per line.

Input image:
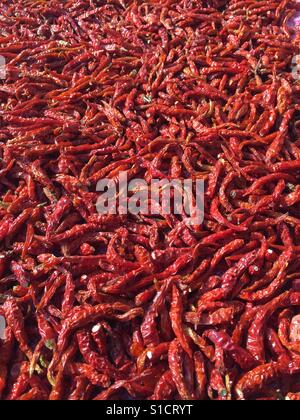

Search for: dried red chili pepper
xmin=150 ymin=370 xmax=176 ymax=400
xmin=168 ymin=339 xmax=196 ymax=400
xmin=3 ymin=298 xmax=32 ymax=360
xmin=194 ymin=351 xmax=207 ymax=400
xmin=246 ymin=292 xmax=288 ymax=363
xmin=141 ymin=278 xmax=172 ymax=347
xmin=76 ymin=329 xmax=118 ymax=377
xmin=205 ymin=330 xmax=258 ymax=371
xmin=235 ymin=357 xmax=290 ymax=400
xmin=0 ymin=327 xmax=14 ymax=397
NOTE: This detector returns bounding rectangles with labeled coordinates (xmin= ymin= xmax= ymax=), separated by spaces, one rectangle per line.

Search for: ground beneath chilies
xmin=0 ymin=0 xmax=300 ymax=401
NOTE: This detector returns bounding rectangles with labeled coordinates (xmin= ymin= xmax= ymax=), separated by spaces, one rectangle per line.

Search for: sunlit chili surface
xmin=0 ymin=0 xmax=300 ymax=401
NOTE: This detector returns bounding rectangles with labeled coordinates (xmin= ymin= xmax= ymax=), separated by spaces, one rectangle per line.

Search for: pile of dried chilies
xmin=0 ymin=0 xmax=300 ymax=401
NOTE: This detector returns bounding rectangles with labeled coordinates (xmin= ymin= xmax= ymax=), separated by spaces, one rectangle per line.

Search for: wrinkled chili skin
xmin=0 ymin=0 xmax=299 ymax=401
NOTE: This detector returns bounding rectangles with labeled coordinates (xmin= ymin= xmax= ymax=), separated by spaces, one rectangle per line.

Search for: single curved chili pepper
xmin=57 ymin=302 xmax=143 ymax=357
xmin=7 ymin=209 xmax=33 ymax=242
xmin=289 ymin=314 xmax=300 ymax=344
xmin=240 ymin=247 xmax=294 ymax=303
xmin=150 ymin=370 xmax=176 ymax=400
xmin=76 ymin=329 xmax=117 ymax=377
xmin=137 ymin=342 xmax=169 ymax=372
xmin=3 ymin=298 xmax=32 ymax=359
xmin=286 ymin=392 xmax=300 ymax=401
xmin=10 ymin=261 xmax=29 ymax=288
xmin=170 ymin=284 xmax=192 ymax=358
xmin=68 ymin=376 xmax=89 ymax=401
xmin=0 ymin=327 xmax=14 ymax=397
xmin=205 ymin=330 xmax=258 ymax=370
xmin=194 ymin=351 xmax=207 ymax=400
xmin=141 ymin=278 xmax=172 ymax=346
xmin=235 ymin=357 xmax=290 ymax=400
xmin=68 ymin=363 xmax=111 ymax=388
xmin=206 ymin=160 xmax=223 ymax=199
xmin=61 ymin=272 xmax=75 ymax=317
xmin=168 ymin=339 xmax=196 ymax=400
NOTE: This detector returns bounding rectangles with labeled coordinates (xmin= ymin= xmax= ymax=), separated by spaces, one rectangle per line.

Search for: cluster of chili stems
xmin=0 ymin=0 xmax=300 ymax=401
